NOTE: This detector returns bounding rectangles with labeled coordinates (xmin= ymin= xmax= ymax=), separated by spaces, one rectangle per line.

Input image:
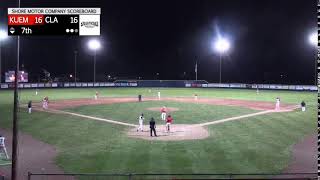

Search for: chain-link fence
xmin=27 ymin=172 xmax=318 ymax=180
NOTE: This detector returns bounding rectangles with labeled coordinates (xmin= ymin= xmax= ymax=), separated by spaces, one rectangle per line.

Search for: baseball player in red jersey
xmin=166 ymin=115 xmax=173 ymax=132
xmin=160 ymin=106 xmax=167 ymax=121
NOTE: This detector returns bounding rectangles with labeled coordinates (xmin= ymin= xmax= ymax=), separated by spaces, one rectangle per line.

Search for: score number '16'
xmin=34 ymin=17 xmax=78 ymax=24
xmin=70 ymin=17 xmax=78 ymax=23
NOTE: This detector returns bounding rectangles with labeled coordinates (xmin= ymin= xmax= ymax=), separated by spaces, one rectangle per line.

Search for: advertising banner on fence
xmin=24 ymin=84 xmax=31 ymax=88
xmin=31 ymin=83 xmax=38 ymax=88
xmin=1 ymin=84 xmax=8 ymax=89
xmin=0 ymin=82 xmax=316 ymax=91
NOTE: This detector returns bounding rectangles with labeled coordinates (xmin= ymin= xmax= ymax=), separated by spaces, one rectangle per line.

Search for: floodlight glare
xmin=88 ymin=39 xmax=101 ymax=50
xmin=309 ymin=32 xmax=317 ymax=46
xmin=87 ymin=39 xmax=101 ymax=83
xmin=214 ymin=38 xmax=230 ymax=53
xmin=0 ymin=30 xmax=7 ymax=41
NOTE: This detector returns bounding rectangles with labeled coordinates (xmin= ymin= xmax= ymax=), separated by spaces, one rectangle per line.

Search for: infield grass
xmin=65 ymin=101 xmax=259 ymax=124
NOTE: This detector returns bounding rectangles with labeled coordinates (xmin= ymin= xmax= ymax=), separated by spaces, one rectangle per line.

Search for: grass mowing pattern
xmin=0 ymin=88 xmax=317 ymax=176
xmin=65 ymin=101 xmax=258 ymax=124
xmin=0 ymin=106 xmax=314 ymax=175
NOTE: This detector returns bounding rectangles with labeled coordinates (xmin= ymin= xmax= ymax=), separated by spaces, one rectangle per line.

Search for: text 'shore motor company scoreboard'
xmin=8 ymin=8 xmax=101 ymax=36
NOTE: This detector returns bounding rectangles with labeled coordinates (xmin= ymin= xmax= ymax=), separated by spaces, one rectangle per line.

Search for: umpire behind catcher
xmin=149 ymin=117 xmax=157 ymax=137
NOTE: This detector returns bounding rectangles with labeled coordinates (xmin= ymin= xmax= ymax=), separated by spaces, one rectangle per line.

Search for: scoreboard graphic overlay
xmin=8 ymin=8 xmax=100 ymax=36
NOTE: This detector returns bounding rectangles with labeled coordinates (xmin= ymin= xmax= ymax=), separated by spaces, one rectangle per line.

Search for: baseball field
xmin=0 ymin=88 xmax=317 ymax=179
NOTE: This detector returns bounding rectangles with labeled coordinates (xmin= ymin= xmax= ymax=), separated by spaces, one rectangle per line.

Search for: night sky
xmin=0 ymin=0 xmax=317 ymax=84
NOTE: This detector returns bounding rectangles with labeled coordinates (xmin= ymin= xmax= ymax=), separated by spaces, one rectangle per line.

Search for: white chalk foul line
xmin=37 ymin=105 xmax=299 ymax=128
xmin=196 ymin=106 xmax=299 ymax=127
xmin=44 ymin=109 xmax=136 ymax=127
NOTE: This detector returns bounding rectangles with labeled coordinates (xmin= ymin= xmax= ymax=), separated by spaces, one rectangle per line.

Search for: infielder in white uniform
xmin=158 ymin=91 xmax=161 ymax=100
xmin=275 ymin=97 xmax=280 ymax=110
xmin=137 ymin=113 xmax=144 ymax=132
xmin=42 ymin=96 xmax=49 ymax=109
xmin=94 ymin=91 xmax=99 ymax=100
xmin=28 ymin=101 xmax=32 ymax=114
xmin=194 ymin=94 xmax=198 ymax=101
xmin=301 ymin=101 xmax=306 ymax=112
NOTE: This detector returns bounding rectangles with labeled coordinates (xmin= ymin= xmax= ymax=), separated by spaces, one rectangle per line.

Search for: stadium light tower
xmin=308 ymin=32 xmax=318 ymax=85
xmin=0 ymin=29 xmax=8 ymax=83
xmin=309 ymin=32 xmax=317 ymax=47
xmin=88 ymin=39 xmax=101 ymax=83
xmin=213 ymin=37 xmax=230 ymax=84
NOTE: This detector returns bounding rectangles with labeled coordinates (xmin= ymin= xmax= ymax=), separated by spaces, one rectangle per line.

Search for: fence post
xmin=27 ymin=172 xmax=31 ymax=180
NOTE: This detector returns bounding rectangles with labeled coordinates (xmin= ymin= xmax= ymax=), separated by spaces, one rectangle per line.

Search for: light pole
xmin=74 ymin=50 xmax=77 ymax=83
xmin=88 ymin=39 xmax=101 ymax=83
xmin=0 ymin=30 xmax=8 ymax=83
xmin=213 ymin=37 xmax=230 ymax=84
xmin=308 ymin=32 xmax=317 ymax=85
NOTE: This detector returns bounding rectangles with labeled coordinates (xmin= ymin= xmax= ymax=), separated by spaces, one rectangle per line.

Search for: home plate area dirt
xmin=127 ymin=124 xmax=209 ymax=141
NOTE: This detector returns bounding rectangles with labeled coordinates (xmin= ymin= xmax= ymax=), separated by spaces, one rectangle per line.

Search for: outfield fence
xmin=27 ymin=172 xmax=317 ymax=180
xmin=0 ymin=80 xmax=317 ymax=91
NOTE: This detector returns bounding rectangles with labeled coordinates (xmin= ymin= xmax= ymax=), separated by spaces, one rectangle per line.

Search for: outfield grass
xmin=0 ymin=88 xmax=317 ymax=176
xmin=65 ymin=101 xmax=258 ymax=124
xmin=0 ymin=87 xmax=316 ymax=105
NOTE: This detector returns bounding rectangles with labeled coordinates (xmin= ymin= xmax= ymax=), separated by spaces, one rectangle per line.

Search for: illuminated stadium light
xmin=88 ymin=39 xmax=101 ymax=50
xmin=308 ymin=32 xmax=318 ymax=86
xmin=0 ymin=29 xmax=8 ymax=83
xmin=0 ymin=30 xmax=7 ymax=41
xmin=87 ymin=39 xmax=101 ymax=83
xmin=212 ymin=37 xmax=231 ymax=84
xmin=214 ymin=38 xmax=230 ymax=53
xmin=309 ymin=32 xmax=318 ymax=47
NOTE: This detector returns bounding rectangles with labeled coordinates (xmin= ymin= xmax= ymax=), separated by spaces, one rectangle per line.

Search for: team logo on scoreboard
xmin=79 ymin=15 xmax=100 ymax=36
xmin=80 ymin=21 xmax=99 ymax=28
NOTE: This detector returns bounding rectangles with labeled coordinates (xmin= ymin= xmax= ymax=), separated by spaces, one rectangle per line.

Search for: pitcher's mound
xmin=146 ymin=107 xmax=180 ymax=112
xmin=127 ymin=124 xmax=209 ymax=141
